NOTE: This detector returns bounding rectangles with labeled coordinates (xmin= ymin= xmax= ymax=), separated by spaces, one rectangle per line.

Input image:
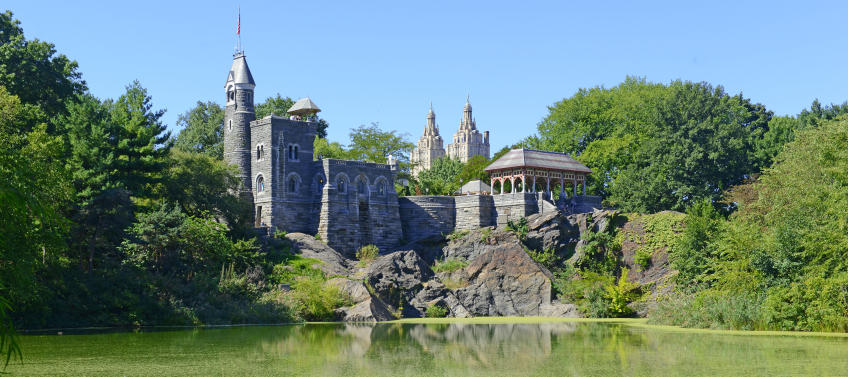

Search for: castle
xmin=222 ymin=51 xmax=601 ymax=254
xmin=410 ymin=99 xmax=490 ymax=176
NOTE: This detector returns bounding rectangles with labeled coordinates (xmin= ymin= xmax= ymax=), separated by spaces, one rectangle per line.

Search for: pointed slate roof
xmin=226 ymin=53 xmax=255 ymax=86
xmin=485 ymin=149 xmax=592 ymax=173
xmin=288 ymin=97 xmax=321 ymax=115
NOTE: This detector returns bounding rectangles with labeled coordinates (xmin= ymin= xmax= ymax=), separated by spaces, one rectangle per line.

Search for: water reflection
xmin=13 ymin=321 xmax=848 ymax=376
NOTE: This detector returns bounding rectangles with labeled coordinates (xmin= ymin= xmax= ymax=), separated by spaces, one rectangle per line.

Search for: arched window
xmin=294 ymin=145 xmax=299 ymax=159
xmin=256 ymin=175 xmax=265 ymax=193
xmin=256 ymin=144 xmax=264 ymax=160
xmin=377 ymin=181 xmax=385 ymax=196
xmin=337 ymin=179 xmax=346 ymax=193
xmin=288 ymin=145 xmax=293 ymax=160
xmin=357 ymin=179 xmax=366 ymax=194
xmin=228 ymin=90 xmax=234 ymax=102
xmin=288 ymin=176 xmax=298 ymax=193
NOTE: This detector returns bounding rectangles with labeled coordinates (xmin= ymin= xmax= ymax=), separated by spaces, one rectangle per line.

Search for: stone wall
xmin=398 ymin=196 xmax=456 ymax=241
xmin=454 ymin=195 xmax=495 ymax=230
xmin=492 ymin=193 xmax=540 ymax=226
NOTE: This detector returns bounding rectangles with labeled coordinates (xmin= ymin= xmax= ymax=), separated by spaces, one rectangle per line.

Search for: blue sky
xmin=6 ymin=1 xmax=848 ymax=152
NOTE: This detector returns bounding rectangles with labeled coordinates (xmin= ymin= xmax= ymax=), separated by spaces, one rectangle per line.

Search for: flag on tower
xmin=237 ymin=8 xmax=241 ymax=35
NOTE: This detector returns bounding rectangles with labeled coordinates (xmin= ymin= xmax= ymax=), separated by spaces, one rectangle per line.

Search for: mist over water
xmin=12 ymin=321 xmax=848 ymax=376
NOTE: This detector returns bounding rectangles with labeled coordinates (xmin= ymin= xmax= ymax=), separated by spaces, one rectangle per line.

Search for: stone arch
xmin=373 ymin=176 xmax=388 ymax=197
xmin=285 ymin=172 xmax=302 ymax=194
xmin=312 ymin=172 xmax=326 ymax=195
xmin=355 ymin=175 xmax=370 ymax=199
xmin=513 ymin=177 xmax=524 ymax=193
xmin=256 ymin=174 xmax=265 ymax=193
xmin=287 ymin=143 xmax=301 ymax=161
xmin=492 ymin=179 xmax=502 ymax=195
xmin=334 ymin=173 xmax=350 ymax=194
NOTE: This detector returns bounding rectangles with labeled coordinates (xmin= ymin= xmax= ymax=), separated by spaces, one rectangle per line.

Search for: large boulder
xmin=453 ymin=244 xmax=559 ymax=317
xmin=409 ymin=281 xmax=471 ymax=318
xmin=442 ymin=227 xmax=520 ymax=262
xmin=366 ymin=250 xmax=433 ymax=312
xmin=285 ymin=232 xmax=351 ymax=276
xmin=337 ymin=296 xmax=396 ymax=322
xmin=327 ymin=277 xmax=370 ymax=303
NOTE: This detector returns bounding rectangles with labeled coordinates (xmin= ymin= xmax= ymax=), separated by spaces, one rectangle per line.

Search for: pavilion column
xmin=500 ymin=179 xmax=505 ymax=195
xmin=532 ymin=175 xmax=537 ymax=193
xmin=573 ymin=178 xmax=577 ymax=197
xmin=522 ymin=175 xmax=527 ymax=193
xmin=490 ymin=178 xmax=495 ymax=195
xmin=583 ymin=178 xmax=587 ymax=195
xmin=511 ymin=177 xmax=516 ymax=194
xmin=546 ymin=177 xmax=551 ymax=199
xmin=560 ymin=177 xmax=565 ymax=198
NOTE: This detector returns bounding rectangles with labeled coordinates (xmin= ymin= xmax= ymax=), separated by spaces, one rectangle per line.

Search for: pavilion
xmin=484 ymin=149 xmax=592 ymax=199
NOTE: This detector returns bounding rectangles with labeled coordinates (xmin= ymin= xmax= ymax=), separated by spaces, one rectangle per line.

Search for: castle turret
xmin=411 ymin=102 xmax=446 ymax=176
xmin=224 ymin=52 xmax=256 ymax=193
xmin=447 ymin=96 xmax=490 ymax=163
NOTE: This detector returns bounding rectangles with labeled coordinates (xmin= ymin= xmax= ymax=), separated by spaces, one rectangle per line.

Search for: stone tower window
xmin=228 ymin=90 xmax=234 ymax=102
xmin=377 ymin=181 xmax=385 ymax=196
xmin=256 ymin=144 xmax=264 ymax=160
xmin=357 ymin=179 xmax=366 ymax=194
xmin=256 ymin=175 xmax=265 ymax=193
xmin=288 ymin=176 xmax=298 ymax=193
xmin=228 ymin=119 xmax=232 ymax=132
xmin=337 ymin=179 xmax=346 ymax=193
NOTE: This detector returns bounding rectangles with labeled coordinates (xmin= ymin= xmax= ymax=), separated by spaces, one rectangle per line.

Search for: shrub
xmin=425 ymin=304 xmax=448 ymax=318
xmin=271 ymin=256 xmax=324 ymax=285
xmin=634 ymin=249 xmax=652 ymax=270
xmin=356 ymin=245 xmax=379 ymax=266
xmin=505 ymin=217 xmax=529 ymax=240
xmin=287 ymin=276 xmax=351 ymax=321
xmin=441 ymin=277 xmax=469 ymax=290
xmin=313 ymin=233 xmax=322 ymax=241
xmin=446 ymin=229 xmax=470 ymax=242
xmin=273 ymin=228 xmax=287 ymax=239
xmin=525 ymin=247 xmax=561 ymax=271
xmin=432 ymin=258 xmax=468 ymax=273
xmin=604 ymin=269 xmax=640 ymax=317
xmin=480 ymin=227 xmax=493 ymax=243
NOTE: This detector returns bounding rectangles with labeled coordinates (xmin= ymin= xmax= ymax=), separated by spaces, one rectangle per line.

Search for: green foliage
xmin=347 ymin=123 xmax=414 ymax=164
xmin=604 ymin=269 xmax=640 ymax=317
xmin=480 ymin=227 xmax=493 ymax=243
xmin=425 ymin=304 xmax=448 ymax=318
xmin=574 ymin=228 xmax=621 ymax=276
xmin=432 ymin=259 xmax=468 ymax=274
xmin=525 ymin=247 xmax=561 ymax=271
xmin=272 ymin=256 xmax=325 ymax=285
xmin=415 ymin=156 xmax=465 ymax=195
xmin=356 ymin=245 xmax=379 ymax=265
xmin=456 ymin=155 xmax=491 ymax=185
xmin=650 ymin=290 xmax=766 ymax=330
xmin=286 ymin=277 xmax=350 ymax=321
xmin=0 ymin=289 xmax=22 ymax=368
xmin=505 ymin=217 xmax=529 ymax=241
xmin=531 ymin=77 xmax=773 ymax=212
xmin=634 ymin=249 xmax=651 ymax=270
xmin=446 ymin=229 xmax=470 ymax=242
xmin=0 ymin=11 xmax=85 ymax=120
xmin=254 ymin=94 xmax=294 ymax=120
xmin=671 ymin=200 xmax=724 ymax=285
xmin=173 ymin=101 xmax=225 ymax=159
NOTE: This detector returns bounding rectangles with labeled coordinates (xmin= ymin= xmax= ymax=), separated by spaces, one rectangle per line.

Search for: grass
xmin=446 ymin=229 xmax=470 ymax=242
xmin=441 ymin=277 xmax=468 ymax=290
xmin=356 ymin=245 xmax=379 ymax=267
xmin=432 ymin=258 xmax=468 ymax=273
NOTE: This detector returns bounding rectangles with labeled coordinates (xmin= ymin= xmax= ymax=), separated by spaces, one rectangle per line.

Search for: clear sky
xmin=6 ymin=1 xmax=848 ymax=152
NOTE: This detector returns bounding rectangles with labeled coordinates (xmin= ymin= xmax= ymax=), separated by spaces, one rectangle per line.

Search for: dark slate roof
xmin=484 ymin=149 xmax=592 ymax=173
xmin=226 ymin=53 xmax=255 ymax=86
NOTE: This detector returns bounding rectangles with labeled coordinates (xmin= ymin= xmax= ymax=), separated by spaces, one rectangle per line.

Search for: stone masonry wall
xmin=398 ymin=196 xmax=456 ymax=241
xmin=454 ymin=195 xmax=495 ymax=231
xmin=492 ymin=193 xmax=541 ymax=226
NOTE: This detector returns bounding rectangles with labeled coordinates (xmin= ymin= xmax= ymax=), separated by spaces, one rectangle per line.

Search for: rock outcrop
xmin=336 ymin=296 xmax=396 ymax=322
xmin=286 ymin=232 xmax=351 ymax=276
xmin=366 ymin=250 xmax=433 ymax=315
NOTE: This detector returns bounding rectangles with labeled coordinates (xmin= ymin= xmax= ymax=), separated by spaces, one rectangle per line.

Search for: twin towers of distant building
xmin=410 ymin=98 xmax=490 ymax=176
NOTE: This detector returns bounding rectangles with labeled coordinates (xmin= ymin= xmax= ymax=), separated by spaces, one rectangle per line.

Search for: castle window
xmin=357 ymin=179 xmax=366 ymax=194
xmin=256 ymin=144 xmax=264 ymax=160
xmin=228 ymin=90 xmax=234 ymax=102
xmin=256 ymin=175 xmax=265 ymax=193
xmin=288 ymin=176 xmax=298 ymax=193
xmin=377 ymin=182 xmax=385 ymax=196
xmin=337 ymin=179 xmax=346 ymax=193
xmin=287 ymin=144 xmax=299 ymax=161
xmin=228 ymin=119 xmax=232 ymax=132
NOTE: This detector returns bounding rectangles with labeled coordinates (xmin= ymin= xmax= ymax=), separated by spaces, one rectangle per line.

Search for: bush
xmin=480 ymin=227 xmax=493 ymax=243
xmin=446 ymin=229 xmax=470 ymax=242
xmin=634 ymin=249 xmax=651 ymax=270
xmin=286 ymin=276 xmax=351 ymax=321
xmin=505 ymin=218 xmax=529 ymax=240
xmin=271 ymin=256 xmax=324 ymax=285
xmin=356 ymin=245 xmax=379 ymax=266
xmin=525 ymin=247 xmax=561 ymax=271
xmin=425 ymin=304 xmax=448 ymax=318
xmin=432 ymin=258 xmax=468 ymax=273
xmin=604 ymin=269 xmax=640 ymax=317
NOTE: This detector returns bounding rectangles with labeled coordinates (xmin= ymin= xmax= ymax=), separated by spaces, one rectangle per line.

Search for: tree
xmin=0 ymin=11 xmax=85 ymax=121
xmin=62 ymin=93 xmax=118 ymax=204
xmin=532 ymin=77 xmax=774 ymax=212
xmin=457 ymin=155 xmax=491 ymax=185
xmin=417 ymin=157 xmax=464 ymax=195
xmin=254 ymin=94 xmax=329 ymax=138
xmin=173 ymin=101 xmax=225 ymax=159
xmin=110 ymin=81 xmax=172 ymax=202
xmin=347 ymin=123 xmax=414 ymax=164
xmin=313 ymin=137 xmax=353 ymax=160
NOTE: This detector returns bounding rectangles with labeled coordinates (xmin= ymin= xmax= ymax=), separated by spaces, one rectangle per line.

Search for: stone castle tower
xmin=410 ymin=103 xmax=446 ymax=176
xmin=223 ymin=52 xmax=256 ymax=195
xmin=446 ymin=97 xmax=490 ymax=163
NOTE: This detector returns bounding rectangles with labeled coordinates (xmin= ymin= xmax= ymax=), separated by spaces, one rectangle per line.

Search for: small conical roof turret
xmin=226 ymin=52 xmax=255 ymax=87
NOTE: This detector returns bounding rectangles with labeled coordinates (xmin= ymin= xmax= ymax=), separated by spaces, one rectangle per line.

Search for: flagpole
xmin=238 ymin=6 xmax=241 ymax=54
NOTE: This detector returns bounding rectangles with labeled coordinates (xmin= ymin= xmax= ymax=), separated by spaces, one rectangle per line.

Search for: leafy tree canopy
xmin=347 ymin=123 xmax=414 ymax=164
xmin=173 ymin=101 xmax=225 ymax=159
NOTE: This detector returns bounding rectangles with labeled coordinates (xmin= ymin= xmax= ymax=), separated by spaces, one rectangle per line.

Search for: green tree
xmin=417 ymin=157 xmax=464 ymax=195
xmin=61 ymin=93 xmax=118 ymax=204
xmin=173 ymin=101 xmax=225 ymax=159
xmin=254 ymin=94 xmax=328 ymax=138
xmin=456 ymin=155 xmax=491 ymax=185
xmin=110 ymin=81 xmax=172 ymax=202
xmin=347 ymin=123 xmax=414 ymax=164
xmin=313 ymin=137 xmax=353 ymax=160
xmin=0 ymin=11 xmax=85 ymax=121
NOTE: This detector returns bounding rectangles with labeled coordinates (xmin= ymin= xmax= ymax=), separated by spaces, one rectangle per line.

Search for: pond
xmin=8 ymin=319 xmax=848 ymax=376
